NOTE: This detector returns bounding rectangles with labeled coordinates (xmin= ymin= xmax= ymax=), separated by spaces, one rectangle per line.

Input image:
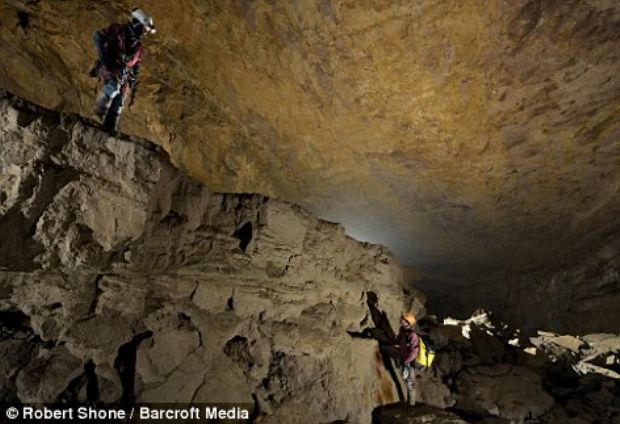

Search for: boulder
xmin=15 ymin=345 xmax=83 ymax=403
xmin=454 ymin=365 xmax=554 ymax=423
xmin=372 ymin=403 xmax=470 ymax=424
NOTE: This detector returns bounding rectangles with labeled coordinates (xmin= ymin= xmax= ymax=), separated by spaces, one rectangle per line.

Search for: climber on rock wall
xmin=89 ymin=7 xmax=155 ymax=132
xmin=382 ymin=311 xmax=420 ymax=406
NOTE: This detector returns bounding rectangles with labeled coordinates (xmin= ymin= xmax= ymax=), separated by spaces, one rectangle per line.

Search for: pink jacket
xmin=397 ymin=327 xmax=420 ymax=364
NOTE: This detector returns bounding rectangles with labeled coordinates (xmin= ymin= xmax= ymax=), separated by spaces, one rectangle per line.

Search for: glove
xmin=402 ymin=366 xmax=410 ymax=379
xmin=88 ymin=60 xmax=101 ymax=78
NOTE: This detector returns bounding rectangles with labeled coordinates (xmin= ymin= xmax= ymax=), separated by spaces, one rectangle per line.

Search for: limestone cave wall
xmin=0 ymin=93 xmax=423 ymax=422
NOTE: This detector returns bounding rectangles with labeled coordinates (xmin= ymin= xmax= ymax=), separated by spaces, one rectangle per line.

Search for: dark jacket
xmin=396 ymin=326 xmax=419 ymax=365
xmin=93 ymin=23 xmax=143 ymax=82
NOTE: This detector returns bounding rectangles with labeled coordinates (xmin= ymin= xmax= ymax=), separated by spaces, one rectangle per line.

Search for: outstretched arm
xmin=127 ymin=45 xmax=144 ymax=92
xmin=402 ymin=332 xmax=419 ymax=365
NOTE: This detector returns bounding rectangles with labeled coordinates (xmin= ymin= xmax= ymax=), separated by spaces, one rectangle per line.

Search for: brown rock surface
xmin=454 ymin=365 xmax=554 ymax=423
xmin=372 ymin=404 xmax=471 ymax=424
xmin=1 ymin=1 xmax=619 ymax=327
xmin=0 ymin=93 xmax=419 ymax=422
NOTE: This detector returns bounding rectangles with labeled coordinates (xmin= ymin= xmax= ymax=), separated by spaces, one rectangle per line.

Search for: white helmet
xmin=130 ymin=8 xmax=156 ymax=34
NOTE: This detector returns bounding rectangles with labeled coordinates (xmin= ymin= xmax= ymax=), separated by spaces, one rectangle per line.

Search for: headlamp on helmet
xmin=131 ymin=8 xmax=156 ymax=34
xmin=402 ymin=312 xmax=416 ymax=326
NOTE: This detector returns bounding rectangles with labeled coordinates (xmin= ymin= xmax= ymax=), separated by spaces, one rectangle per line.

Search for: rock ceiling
xmin=1 ymin=0 xmax=619 ymax=284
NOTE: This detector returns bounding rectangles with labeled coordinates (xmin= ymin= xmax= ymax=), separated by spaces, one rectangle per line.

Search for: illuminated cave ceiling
xmin=1 ymin=0 xmax=619 ymax=284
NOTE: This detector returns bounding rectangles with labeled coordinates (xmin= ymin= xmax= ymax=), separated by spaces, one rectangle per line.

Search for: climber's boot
xmin=406 ymin=386 xmax=415 ymax=406
xmin=93 ymin=92 xmax=111 ymax=123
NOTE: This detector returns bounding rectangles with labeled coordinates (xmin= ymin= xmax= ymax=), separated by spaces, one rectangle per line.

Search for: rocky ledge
xmin=0 ymin=92 xmax=423 ymax=423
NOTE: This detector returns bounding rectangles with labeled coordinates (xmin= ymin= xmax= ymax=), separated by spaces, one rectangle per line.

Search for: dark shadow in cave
xmin=16 ymin=11 xmax=30 ymax=31
xmin=347 ymin=291 xmax=405 ymax=403
xmin=114 ymin=331 xmax=153 ymax=405
xmin=233 ymin=222 xmax=253 ymax=252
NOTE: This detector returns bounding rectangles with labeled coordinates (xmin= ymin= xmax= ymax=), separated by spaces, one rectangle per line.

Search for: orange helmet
xmin=402 ymin=311 xmax=416 ymax=326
